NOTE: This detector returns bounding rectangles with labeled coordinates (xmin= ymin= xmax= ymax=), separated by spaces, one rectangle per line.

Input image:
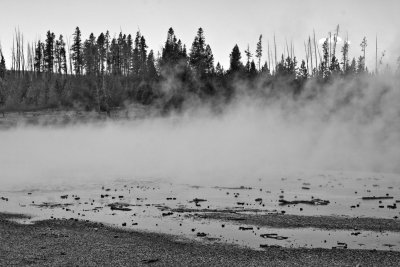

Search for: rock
xmin=196 ymin=232 xmax=207 ymax=237
xmin=239 ymin=226 xmax=253 ymax=231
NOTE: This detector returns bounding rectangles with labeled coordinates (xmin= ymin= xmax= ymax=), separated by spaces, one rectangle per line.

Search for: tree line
xmin=0 ymin=26 xmax=399 ymax=114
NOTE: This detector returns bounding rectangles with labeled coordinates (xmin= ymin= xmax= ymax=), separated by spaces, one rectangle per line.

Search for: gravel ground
xmin=178 ymin=211 xmax=400 ymax=232
xmin=1 ymin=213 xmax=400 ymax=266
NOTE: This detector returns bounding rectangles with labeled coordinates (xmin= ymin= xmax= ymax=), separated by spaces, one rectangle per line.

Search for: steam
xmin=0 ymin=74 xmax=399 ymax=189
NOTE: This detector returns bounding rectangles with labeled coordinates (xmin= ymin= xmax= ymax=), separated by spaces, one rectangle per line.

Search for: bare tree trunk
xmin=313 ymin=30 xmax=318 ymax=71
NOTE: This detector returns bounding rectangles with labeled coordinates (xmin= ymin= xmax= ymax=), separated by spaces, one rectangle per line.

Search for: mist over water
xmin=0 ymin=74 xmax=399 ymax=189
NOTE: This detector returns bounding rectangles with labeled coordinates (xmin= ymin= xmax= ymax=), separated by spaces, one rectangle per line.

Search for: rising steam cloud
xmin=0 ymin=74 xmax=399 ymax=189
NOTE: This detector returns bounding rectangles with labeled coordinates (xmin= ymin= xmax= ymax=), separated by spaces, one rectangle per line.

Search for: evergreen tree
xmin=205 ymin=44 xmax=214 ymax=74
xmin=161 ymin=28 xmax=187 ymax=67
xmin=139 ymin=35 xmax=148 ymax=76
xmin=97 ymin=32 xmax=106 ymax=75
xmin=104 ymin=31 xmax=111 ymax=74
xmin=359 ymin=37 xmax=367 ymax=72
xmin=215 ymin=62 xmax=224 ymax=77
xmin=110 ymin=38 xmax=119 ymax=75
xmin=341 ymin=41 xmax=349 ymax=74
xmin=72 ymin=26 xmax=83 ymax=75
xmin=55 ymin=35 xmax=67 ymax=75
xmin=261 ymin=61 xmax=271 ymax=76
xmin=298 ymin=59 xmax=308 ymax=81
xmin=117 ymin=32 xmax=125 ymax=75
xmin=347 ymin=57 xmax=357 ymax=76
xmin=229 ymin=44 xmax=243 ymax=73
xmin=126 ymin=34 xmax=133 ymax=75
xmin=244 ymin=44 xmax=252 ymax=72
xmin=357 ymin=56 xmax=366 ymax=74
xmin=330 ymin=56 xmax=340 ymax=75
xmin=146 ymin=50 xmax=158 ymax=80
xmin=255 ymin=35 xmax=262 ymax=71
xmin=321 ymin=39 xmax=330 ymax=78
xmin=34 ymin=40 xmax=43 ymax=74
xmin=249 ymin=60 xmax=257 ymax=76
xmin=44 ymin=31 xmax=55 ymax=74
xmin=0 ymin=52 xmax=5 ymax=79
xmin=189 ymin=28 xmax=207 ymax=74
xmin=83 ymin=33 xmax=97 ymax=75
xmin=132 ymin=31 xmax=141 ymax=76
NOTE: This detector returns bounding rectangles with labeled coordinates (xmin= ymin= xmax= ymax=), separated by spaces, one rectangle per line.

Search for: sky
xmin=0 ymin=0 xmax=399 ymax=70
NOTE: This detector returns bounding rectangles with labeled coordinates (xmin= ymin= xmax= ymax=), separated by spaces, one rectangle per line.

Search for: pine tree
xmin=249 ymin=60 xmax=257 ymax=76
xmin=146 ymin=50 xmax=157 ymax=80
xmin=205 ymin=44 xmax=214 ymax=74
xmin=321 ymin=39 xmax=330 ymax=78
xmin=215 ymin=62 xmax=224 ymax=77
xmin=83 ymin=33 xmax=97 ymax=75
xmin=341 ymin=41 xmax=349 ymax=74
xmin=347 ymin=57 xmax=357 ymax=76
xmin=55 ymin=35 xmax=67 ymax=75
xmin=255 ymin=35 xmax=262 ymax=71
xmin=110 ymin=38 xmax=119 ymax=75
xmin=44 ymin=31 xmax=55 ymax=74
xmin=105 ymin=31 xmax=111 ymax=74
xmin=0 ymin=52 xmax=5 ymax=79
xmin=298 ymin=59 xmax=308 ymax=80
xmin=359 ymin=37 xmax=367 ymax=72
xmin=139 ymin=35 xmax=148 ymax=76
xmin=189 ymin=27 xmax=206 ymax=74
xmin=229 ymin=44 xmax=243 ymax=73
xmin=161 ymin=28 xmax=187 ymax=67
xmin=132 ymin=31 xmax=141 ymax=76
xmin=97 ymin=33 xmax=106 ymax=75
xmin=72 ymin=26 xmax=83 ymax=75
xmin=244 ymin=45 xmax=252 ymax=72
xmin=126 ymin=34 xmax=133 ymax=75
xmin=34 ymin=40 xmax=43 ymax=74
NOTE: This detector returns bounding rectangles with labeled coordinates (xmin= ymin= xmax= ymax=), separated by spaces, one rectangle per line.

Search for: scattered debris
xmin=351 ymin=232 xmax=361 ymax=236
xmin=361 ymin=196 xmax=393 ymax=200
xmin=108 ymin=202 xmax=132 ymax=211
xmin=332 ymin=242 xmax=348 ymax=249
xmin=31 ymin=202 xmax=73 ymax=208
xmin=260 ymin=233 xmax=288 ymax=240
xmin=189 ymin=198 xmax=207 ymax=203
xmin=279 ymin=199 xmax=329 ymax=205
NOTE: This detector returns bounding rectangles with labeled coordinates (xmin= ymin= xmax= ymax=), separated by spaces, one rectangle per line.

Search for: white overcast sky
xmin=1 ymin=0 xmax=399 ymax=70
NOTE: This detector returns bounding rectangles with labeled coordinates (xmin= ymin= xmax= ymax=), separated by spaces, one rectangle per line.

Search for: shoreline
xmin=173 ymin=210 xmax=400 ymax=232
xmin=1 ymin=212 xmax=400 ymax=266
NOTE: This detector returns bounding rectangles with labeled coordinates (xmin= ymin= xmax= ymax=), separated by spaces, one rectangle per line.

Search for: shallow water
xmin=1 ymin=172 xmax=400 ymax=251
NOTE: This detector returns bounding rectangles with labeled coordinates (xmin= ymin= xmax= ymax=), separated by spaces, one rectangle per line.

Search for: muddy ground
xmin=1 ymin=213 xmax=400 ymax=267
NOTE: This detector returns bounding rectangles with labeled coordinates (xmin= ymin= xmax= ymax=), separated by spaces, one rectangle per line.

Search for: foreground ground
xmin=1 ymin=213 xmax=400 ymax=266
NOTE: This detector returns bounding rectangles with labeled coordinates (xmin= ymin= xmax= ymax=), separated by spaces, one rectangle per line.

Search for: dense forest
xmin=0 ymin=26 xmax=399 ymax=114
